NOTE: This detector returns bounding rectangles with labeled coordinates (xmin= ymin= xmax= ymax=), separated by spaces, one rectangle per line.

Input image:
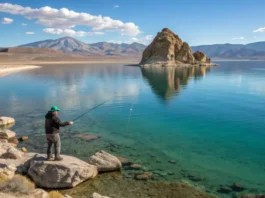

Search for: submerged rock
xmin=241 ymin=194 xmax=265 ymax=198
xmin=135 ymin=172 xmax=153 ymax=180
xmin=88 ymin=150 xmax=122 ymax=172
xmin=0 ymin=117 xmax=15 ymax=127
xmin=28 ymin=154 xmax=98 ymax=188
xmin=90 ymin=193 xmax=110 ymax=198
xmin=168 ymin=160 xmax=176 ymax=164
xmin=117 ymin=156 xmax=133 ymax=166
xmin=217 ymin=186 xmax=232 ymax=194
xmin=230 ymin=182 xmax=245 ymax=192
xmin=187 ymin=174 xmax=203 ymax=182
xmin=73 ymin=134 xmax=100 ymax=141
xmin=130 ymin=164 xmax=142 ymax=169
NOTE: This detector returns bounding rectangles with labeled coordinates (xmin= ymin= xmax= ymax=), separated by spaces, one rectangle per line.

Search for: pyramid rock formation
xmin=140 ymin=28 xmax=209 ymax=66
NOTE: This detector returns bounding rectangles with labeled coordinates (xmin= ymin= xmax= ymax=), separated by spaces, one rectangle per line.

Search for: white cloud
xmin=0 ymin=3 xmax=140 ymax=36
xmin=113 ymin=5 xmax=119 ymax=8
xmin=232 ymin=37 xmax=245 ymax=40
xmin=43 ymin=28 xmax=104 ymax=37
xmin=26 ymin=32 xmax=34 ymax=34
xmin=253 ymin=27 xmax=265 ymax=33
xmin=144 ymin=35 xmax=153 ymax=40
xmin=1 ymin=17 xmax=13 ymax=24
xmin=131 ymin=37 xmax=139 ymax=42
xmin=21 ymin=23 xmax=27 ymax=26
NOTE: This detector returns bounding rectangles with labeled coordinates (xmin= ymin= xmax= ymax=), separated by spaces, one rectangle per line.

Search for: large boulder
xmin=140 ymin=28 xmax=195 ymax=66
xmin=87 ymin=151 xmax=122 ymax=172
xmin=28 ymin=154 xmax=98 ymax=188
xmin=91 ymin=192 xmax=110 ymax=198
xmin=0 ymin=117 xmax=15 ymax=127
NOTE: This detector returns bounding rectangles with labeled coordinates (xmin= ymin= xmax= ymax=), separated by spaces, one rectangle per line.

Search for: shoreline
xmin=0 ymin=65 xmax=41 ymax=77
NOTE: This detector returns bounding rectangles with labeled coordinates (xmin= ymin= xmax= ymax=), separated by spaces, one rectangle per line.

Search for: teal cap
xmin=51 ymin=106 xmax=60 ymax=112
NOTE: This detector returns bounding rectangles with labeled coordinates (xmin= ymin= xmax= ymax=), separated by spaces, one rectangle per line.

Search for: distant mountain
xmin=191 ymin=41 xmax=265 ymax=59
xmin=17 ymin=37 xmax=265 ymax=59
xmin=19 ymin=37 xmax=146 ymax=56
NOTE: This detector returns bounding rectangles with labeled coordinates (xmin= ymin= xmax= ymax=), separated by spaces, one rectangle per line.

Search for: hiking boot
xmin=54 ymin=156 xmax=63 ymax=161
xmin=47 ymin=154 xmax=53 ymax=161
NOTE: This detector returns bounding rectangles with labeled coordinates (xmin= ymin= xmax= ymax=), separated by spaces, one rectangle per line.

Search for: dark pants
xmin=46 ymin=133 xmax=61 ymax=157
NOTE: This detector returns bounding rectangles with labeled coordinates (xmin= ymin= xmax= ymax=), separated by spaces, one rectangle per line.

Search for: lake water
xmin=1 ymin=61 xmax=265 ymax=197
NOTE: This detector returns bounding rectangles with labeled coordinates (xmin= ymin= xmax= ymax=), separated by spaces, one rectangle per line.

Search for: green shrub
xmin=49 ymin=191 xmax=64 ymax=198
xmin=0 ymin=174 xmax=35 ymax=193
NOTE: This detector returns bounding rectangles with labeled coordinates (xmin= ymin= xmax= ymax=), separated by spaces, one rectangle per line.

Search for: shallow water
xmin=1 ymin=62 xmax=265 ymax=197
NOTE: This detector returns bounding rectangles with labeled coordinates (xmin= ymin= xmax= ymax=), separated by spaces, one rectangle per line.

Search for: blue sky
xmin=0 ymin=0 xmax=265 ymax=47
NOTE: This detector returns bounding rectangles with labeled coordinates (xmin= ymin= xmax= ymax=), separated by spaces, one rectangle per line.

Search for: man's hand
xmin=68 ymin=121 xmax=74 ymax=125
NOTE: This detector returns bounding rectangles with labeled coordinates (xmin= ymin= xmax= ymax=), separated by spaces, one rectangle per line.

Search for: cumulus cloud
xmin=21 ymin=23 xmax=27 ymax=26
xmin=232 ymin=37 xmax=244 ymax=40
xmin=253 ymin=27 xmax=265 ymax=33
xmin=113 ymin=5 xmax=119 ymax=8
xmin=0 ymin=3 xmax=140 ymax=36
xmin=1 ymin=17 xmax=13 ymax=24
xmin=43 ymin=28 xmax=104 ymax=37
xmin=26 ymin=32 xmax=34 ymax=34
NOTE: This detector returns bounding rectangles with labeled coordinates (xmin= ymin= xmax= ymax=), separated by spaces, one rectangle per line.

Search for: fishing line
xmin=72 ymin=92 xmax=136 ymax=122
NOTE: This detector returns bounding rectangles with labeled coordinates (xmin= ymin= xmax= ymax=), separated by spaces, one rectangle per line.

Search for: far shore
xmin=0 ymin=58 xmax=141 ymax=77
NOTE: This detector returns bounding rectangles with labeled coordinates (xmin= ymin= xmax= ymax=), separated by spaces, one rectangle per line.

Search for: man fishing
xmin=45 ymin=106 xmax=73 ymax=161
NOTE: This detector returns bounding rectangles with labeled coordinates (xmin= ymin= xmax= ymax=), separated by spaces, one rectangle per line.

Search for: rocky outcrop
xmin=87 ymin=151 xmax=122 ymax=172
xmin=0 ymin=129 xmax=18 ymax=145
xmin=0 ymin=163 xmax=17 ymax=179
xmin=90 ymin=192 xmax=110 ymax=198
xmin=0 ymin=117 xmax=15 ymax=127
xmin=0 ymin=129 xmax=16 ymax=140
xmin=0 ymin=189 xmax=49 ymax=198
xmin=28 ymin=154 xmax=98 ymax=188
xmin=0 ymin=142 xmax=23 ymax=159
xmin=140 ymin=28 xmax=199 ymax=66
xmin=175 ymin=42 xmax=194 ymax=64
xmin=193 ymin=51 xmax=207 ymax=63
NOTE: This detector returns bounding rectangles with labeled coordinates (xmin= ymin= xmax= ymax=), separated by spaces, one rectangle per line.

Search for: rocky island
xmin=140 ymin=28 xmax=213 ymax=67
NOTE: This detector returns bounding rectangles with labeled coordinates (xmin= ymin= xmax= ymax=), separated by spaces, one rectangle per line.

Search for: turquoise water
xmin=1 ymin=62 xmax=265 ymax=197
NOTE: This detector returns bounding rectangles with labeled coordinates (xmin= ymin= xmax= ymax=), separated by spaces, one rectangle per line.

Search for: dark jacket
xmin=45 ymin=111 xmax=69 ymax=134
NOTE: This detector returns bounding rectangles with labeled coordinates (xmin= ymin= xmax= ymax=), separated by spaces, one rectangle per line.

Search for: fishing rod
xmin=72 ymin=100 xmax=111 ymax=122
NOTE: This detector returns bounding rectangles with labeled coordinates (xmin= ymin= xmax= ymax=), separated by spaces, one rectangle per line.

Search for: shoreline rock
xmin=0 ymin=117 xmax=15 ymax=127
xmin=28 ymin=154 xmax=98 ymax=188
xmin=88 ymin=151 xmax=122 ymax=173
